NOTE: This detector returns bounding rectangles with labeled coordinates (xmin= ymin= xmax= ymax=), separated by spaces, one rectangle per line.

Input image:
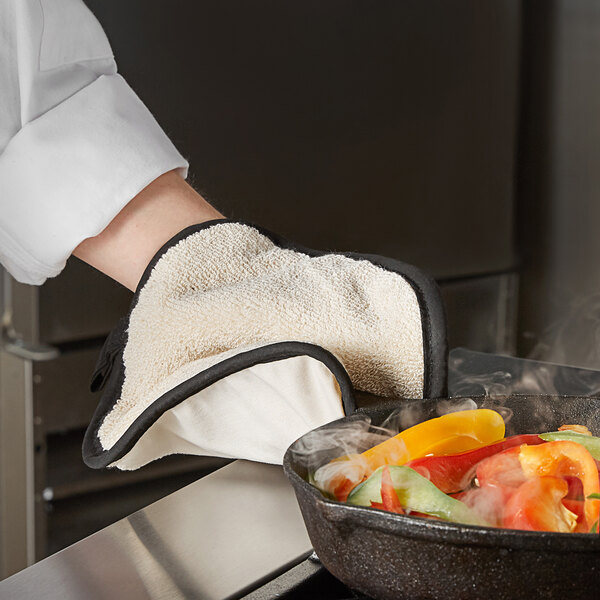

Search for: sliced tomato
xmin=471 ymin=446 xmax=531 ymax=522
xmin=456 ymin=484 xmax=507 ymax=527
xmin=519 ymin=441 xmax=600 ymax=530
xmin=476 ymin=446 xmax=527 ymax=494
xmin=503 ymin=476 xmax=578 ymax=533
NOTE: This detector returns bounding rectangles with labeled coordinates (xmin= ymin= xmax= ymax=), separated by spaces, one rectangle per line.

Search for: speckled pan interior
xmin=283 ymin=395 xmax=600 ymax=600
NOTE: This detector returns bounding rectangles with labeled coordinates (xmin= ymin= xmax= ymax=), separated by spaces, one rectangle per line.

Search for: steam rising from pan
xmin=449 ymin=348 xmax=600 ymax=398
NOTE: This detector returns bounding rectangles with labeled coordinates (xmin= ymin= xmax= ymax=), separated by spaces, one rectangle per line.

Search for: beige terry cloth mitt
xmin=83 ymin=220 xmax=447 ymax=470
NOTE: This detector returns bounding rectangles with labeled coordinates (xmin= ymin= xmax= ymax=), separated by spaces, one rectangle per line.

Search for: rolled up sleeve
xmin=0 ymin=0 xmax=189 ymax=285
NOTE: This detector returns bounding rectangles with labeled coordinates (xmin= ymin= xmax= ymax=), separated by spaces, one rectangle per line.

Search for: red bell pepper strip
xmin=380 ymin=466 xmax=404 ymax=514
xmin=405 ymin=434 xmax=543 ymax=494
xmin=503 ymin=476 xmax=578 ymax=533
xmin=518 ymin=441 xmax=600 ymax=530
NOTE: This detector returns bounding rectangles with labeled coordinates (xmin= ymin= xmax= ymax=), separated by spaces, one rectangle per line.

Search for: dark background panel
xmin=86 ymin=0 xmax=520 ymax=279
xmin=517 ymin=0 xmax=600 ymax=367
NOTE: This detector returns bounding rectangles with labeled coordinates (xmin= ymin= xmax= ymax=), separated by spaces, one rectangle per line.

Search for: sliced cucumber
xmin=347 ymin=465 xmax=487 ymax=527
xmin=539 ymin=431 xmax=600 ymax=459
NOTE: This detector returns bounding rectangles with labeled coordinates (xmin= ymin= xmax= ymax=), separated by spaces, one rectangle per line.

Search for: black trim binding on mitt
xmin=82 ymin=219 xmax=448 ymax=469
xmin=83 ymin=341 xmax=356 ymax=469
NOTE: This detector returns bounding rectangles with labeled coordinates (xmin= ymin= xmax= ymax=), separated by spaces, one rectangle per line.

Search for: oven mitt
xmin=83 ymin=220 xmax=447 ymax=470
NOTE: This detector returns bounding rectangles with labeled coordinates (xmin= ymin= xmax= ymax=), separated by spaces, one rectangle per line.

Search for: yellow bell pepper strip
xmin=539 ymin=431 xmax=600 ymax=460
xmin=503 ymin=476 xmax=578 ymax=533
xmin=361 ymin=409 xmax=505 ymax=472
xmin=518 ymin=441 xmax=600 ymax=531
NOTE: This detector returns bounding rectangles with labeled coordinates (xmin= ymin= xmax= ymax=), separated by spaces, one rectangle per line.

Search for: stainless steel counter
xmin=0 ymin=460 xmax=312 ymax=600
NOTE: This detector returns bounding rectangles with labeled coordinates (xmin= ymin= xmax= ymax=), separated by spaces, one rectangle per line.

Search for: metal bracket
xmin=3 ymin=340 xmax=59 ymax=362
xmin=1 ymin=269 xmax=59 ymax=362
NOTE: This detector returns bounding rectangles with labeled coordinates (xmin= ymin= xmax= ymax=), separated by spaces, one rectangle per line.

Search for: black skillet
xmin=283 ymin=395 xmax=600 ymax=600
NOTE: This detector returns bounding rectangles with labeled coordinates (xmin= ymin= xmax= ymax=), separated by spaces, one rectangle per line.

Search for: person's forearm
xmin=73 ymin=171 xmax=223 ymax=291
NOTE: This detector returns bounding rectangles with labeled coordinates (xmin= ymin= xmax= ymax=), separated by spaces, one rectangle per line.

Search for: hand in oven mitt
xmin=83 ymin=220 xmax=447 ymax=470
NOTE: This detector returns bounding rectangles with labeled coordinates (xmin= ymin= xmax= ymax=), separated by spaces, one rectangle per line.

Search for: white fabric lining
xmin=110 ymin=355 xmax=345 ymax=469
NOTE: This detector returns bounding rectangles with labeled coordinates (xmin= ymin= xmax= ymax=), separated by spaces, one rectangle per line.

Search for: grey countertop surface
xmin=0 ymin=460 xmax=312 ymax=600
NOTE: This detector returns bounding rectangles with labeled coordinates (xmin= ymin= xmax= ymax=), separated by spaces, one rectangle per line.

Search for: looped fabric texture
xmin=83 ymin=220 xmax=447 ymax=470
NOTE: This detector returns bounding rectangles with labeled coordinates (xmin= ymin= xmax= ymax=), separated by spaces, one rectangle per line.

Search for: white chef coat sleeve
xmin=0 ymin=0 xmax=189 ymax=285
